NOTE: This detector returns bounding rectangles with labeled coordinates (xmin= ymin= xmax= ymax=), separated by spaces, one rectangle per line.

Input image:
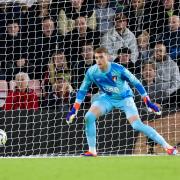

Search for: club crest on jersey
xmin=112 ymin=76 xmax=117 ymax=82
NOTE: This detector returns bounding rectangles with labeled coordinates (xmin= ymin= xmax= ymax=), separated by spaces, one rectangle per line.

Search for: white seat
xmin=0 ymin=80 xmax=8 ymax=107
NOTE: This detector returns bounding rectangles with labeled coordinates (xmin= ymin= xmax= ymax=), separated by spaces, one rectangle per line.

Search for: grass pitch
xmin=0 ymin=156 xmax=179 ymax=180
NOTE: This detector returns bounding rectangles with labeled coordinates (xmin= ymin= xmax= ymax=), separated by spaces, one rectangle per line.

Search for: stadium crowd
xmin=0 ymin=0 xmax=179 ymax=112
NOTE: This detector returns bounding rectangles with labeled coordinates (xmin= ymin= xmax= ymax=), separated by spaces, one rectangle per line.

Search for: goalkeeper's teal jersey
xmin=75 ymin=62 xmax=147 ymax=104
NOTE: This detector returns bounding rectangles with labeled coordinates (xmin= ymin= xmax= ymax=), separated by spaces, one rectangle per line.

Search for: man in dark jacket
xmin=114 ymin=47 xmax=141 ymax=76
xmin=64 ymin=16 xmax=100 ymax=68
xmin=0 ymin=19 xmax=28 ymax=69
xmin=29 ymin=16 xmax=63 ymax=79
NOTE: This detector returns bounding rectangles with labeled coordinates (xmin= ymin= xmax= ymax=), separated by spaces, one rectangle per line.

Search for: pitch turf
xmin=0 ymin=156 xmax=179 ymax=180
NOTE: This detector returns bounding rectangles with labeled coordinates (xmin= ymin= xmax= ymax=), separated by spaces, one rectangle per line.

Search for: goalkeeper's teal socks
xmin=85 ymin=111 xmax=97 ymax=154
xmin=131 ymin=119 xmax=170 ymax=149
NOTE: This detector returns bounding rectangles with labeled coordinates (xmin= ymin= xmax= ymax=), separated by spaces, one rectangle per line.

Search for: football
xmin=0 ymin=129 xmax=7 ymax=145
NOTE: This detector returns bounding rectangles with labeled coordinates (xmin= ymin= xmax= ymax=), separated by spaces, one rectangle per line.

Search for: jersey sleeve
xmin=121 ymin=67 xmax=147 ymax=97
xmin=75 ymin=69 xmax=92 ymax=104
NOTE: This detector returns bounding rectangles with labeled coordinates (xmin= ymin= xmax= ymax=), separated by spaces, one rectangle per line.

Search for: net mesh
xmin=0 ymin=0 xmax=179 ymax=156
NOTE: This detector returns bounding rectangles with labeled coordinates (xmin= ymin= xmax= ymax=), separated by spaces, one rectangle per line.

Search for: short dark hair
xmin=142 ymin=61 xmax=156 ymax=71
xmin=117 ymin=47 xmax=131 ymax=55
xmin=42 ymin=16 xmax=55 ymax=23
xmin=7 ymin=19 xmax=20 ymax=25
xmin=115 ymin=13 xmax=128 ymax=22
xmin=52 ymin=49 xmax=64 ymax=55
xmin=14 ymin=53 xmax=27 ymax=61
xmin=95 ymin=47 xmax=109 ymax=54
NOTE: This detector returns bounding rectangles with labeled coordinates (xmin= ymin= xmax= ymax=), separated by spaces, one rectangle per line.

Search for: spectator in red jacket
xmin=3 ymin=72 xmax=39 ymax=111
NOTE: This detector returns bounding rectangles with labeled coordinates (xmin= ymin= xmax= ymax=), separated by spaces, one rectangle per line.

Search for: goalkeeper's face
xmin=95 ymin=52 xmax=109 ymax=71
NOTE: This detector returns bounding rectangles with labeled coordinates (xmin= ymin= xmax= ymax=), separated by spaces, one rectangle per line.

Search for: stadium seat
xmin=0 ymin=80 xmax=8 ymax=107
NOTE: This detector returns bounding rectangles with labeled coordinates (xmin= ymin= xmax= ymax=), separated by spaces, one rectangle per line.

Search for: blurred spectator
xmin=72 ymin=43 xmax=97 ymax=91
xmin=0 ymin=3 xmax=6 ymax=35
xmin=95 ymin=0 xmax=116 ymax=35
xmin=121 ymin=0 xmax=179 ymax=47
xmin=48 ymin=50 xmax=70 ymax=85
xmin=58 ymin=0 xmax=96 ymax=35
xmin=0 ymin=19 xmax=28 ymax=69
xmin=135 ymin=61 xmax=169 ymax=111
xmin=26 ymin=0 xmax=52 ymax=39
xmin=158 ymin=15 xmax=180 ymax=61
xmin=29 ymin=16 xmax=62 ymax=79
xmin=5 ymin=1 xmax=27 ymax=35
xmin=6 ymin=53 xmax=35 ymax=82
xmin=122 ymin=0 xmax=148 ymax=37
xmin=160 ymin=0 xmax=180 ymax=30
xmin=137 ymin=31 xmax=153 ymax=61
xmin=101 ymin=13 xmax=138 ymax=62
xmin=3 ymin=72 xmax=39 ymax=111
xmin=44 ymin=50 xmax=71 ymax=94
xmin=116 ymin=0 xmax=129 ymax=12
xmin=64 ymin=16 xmax=100 ymax=68
xmin=114 ymin=47 xmax=141 ymax=75
xmin=49 ymin=0 xmax=64 ymax=21
xmin=42 ymin=78 xmax=76 ymax=110
xmin=150 ymin=43 xmax=180 ymax=106
xmin=144 ymin=0 xmax=180 ymax=46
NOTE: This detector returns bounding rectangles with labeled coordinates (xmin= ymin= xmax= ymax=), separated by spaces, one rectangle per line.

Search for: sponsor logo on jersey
xmin=112 ymin=76 xmax=117 ymax=82
xmin=103 ymin=87 xmax=119 ymax=93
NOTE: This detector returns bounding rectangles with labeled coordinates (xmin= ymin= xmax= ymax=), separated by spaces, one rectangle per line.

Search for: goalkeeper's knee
xmin=85 ymin=111 xmax=97 ymax=125
xmin=131 ymin=119 xmax=168 ymax=148
xmin=131 ymin=119 xmax=145 ymax=131
xmin=131 ymin=119 xmax=156 ymax=139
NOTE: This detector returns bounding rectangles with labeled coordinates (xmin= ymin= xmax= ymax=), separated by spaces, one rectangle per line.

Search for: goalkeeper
xmin=66 ymin=47 xmax=178 ymax=156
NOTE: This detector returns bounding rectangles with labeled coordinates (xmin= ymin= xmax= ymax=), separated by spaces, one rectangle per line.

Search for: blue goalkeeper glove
xmin=66 ymin=103 xmax=80 ymax=124
xmin=143 ymin=96 xmax=161 ymax=115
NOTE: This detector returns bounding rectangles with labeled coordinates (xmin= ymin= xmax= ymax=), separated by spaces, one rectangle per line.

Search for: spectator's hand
xmin=143 ymin=96 xmax=161 ymax=115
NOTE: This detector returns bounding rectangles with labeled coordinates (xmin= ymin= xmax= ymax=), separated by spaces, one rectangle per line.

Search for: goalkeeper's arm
xmin=66 ymin=71 xmax=92 ymax=124
xmin=121 ymin=67 xmax=161 ymax=115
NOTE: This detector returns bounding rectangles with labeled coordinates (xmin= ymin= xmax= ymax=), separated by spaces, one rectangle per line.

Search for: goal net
xmin=0 ymin=0 xmax=180 ymax=156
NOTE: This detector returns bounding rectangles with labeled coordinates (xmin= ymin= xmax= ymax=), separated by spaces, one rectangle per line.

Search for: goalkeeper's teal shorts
xmin=91 ymin=93 xmax=139 ymax=119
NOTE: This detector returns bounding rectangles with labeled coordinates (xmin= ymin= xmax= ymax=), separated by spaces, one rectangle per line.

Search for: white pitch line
xmin=0 ymin=154 xmax=179 ymax=159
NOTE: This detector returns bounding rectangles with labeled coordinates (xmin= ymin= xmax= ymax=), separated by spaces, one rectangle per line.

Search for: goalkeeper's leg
xmin=122 ymin=97 xmax=178 ymax=155
xmin=83 ymin=96 xmax=113 ymax=156
xmin=130 ymin=117 xmax=177 ymax=154
xmin=84 ymin=109 xmax=98 ymax=155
